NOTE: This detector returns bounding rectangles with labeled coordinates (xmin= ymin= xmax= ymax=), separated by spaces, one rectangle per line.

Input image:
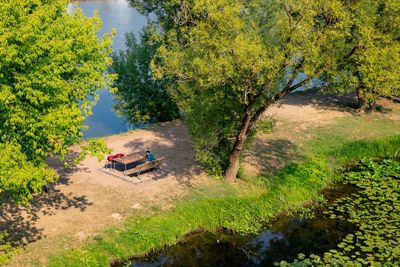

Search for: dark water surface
xmin=113 ymin=184 xmax=357 ymax=267
xmin=68 ymin=0 xmax=147 ymax=138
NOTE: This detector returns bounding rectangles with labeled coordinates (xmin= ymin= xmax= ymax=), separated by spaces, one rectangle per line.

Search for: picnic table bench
xmin=123 ymin=157 xmax=164 ymax=177
xmin=109 ymin=152 xmax=164 ymax=178
xmin=112 ymin=152 xmax=146 ymax=172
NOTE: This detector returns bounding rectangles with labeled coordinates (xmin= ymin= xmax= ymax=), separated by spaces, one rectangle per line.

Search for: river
xmin=68 ymin=0 xmax=147 ymax=138
xmin=112 ymin=184 xmax=357 ymax=267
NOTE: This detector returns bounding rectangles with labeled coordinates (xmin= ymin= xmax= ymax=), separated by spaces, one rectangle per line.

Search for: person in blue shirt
xmin=145 ymin=150 xmax=156 ymax=161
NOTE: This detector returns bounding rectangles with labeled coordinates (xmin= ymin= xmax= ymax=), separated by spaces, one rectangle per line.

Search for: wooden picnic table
xmin=112 ymin=152 xmax=146 ymax=172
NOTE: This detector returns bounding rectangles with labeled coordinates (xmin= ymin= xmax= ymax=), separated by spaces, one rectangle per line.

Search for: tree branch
xmin=245 ymin=64 xmax=328 ymax=136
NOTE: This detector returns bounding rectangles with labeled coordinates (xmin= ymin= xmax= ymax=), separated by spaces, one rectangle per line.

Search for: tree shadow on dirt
xmin=118 ymin=121 xmax=201 ymax=187
xmin=244 ymin=139 xmax=303 ymax=176
xmin=0 ymin=156 xmax=93 ymax=247
xmin=285 ymin=91 xmax=398 ymax=118
xmin=284 ymin=90 xmax=359 ymax=113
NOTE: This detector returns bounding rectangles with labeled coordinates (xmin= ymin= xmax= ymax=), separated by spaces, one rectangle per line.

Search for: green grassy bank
xmin=47 ymin=134 xmax=400 ymax=267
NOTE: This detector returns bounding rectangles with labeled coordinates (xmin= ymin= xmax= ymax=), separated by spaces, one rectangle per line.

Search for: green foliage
xmin=281 ymin=159 xmax=400 ymax=266
xmin=129 ymin=0 xmax=182 ymax=31
xmin=150 ymin=0 xmax=349 ymax=176
xmin=135 ymin=0 xmax=400 ymax=179
xmin=0 ymin=0 xmax=114 ymax=203
xmin=74 ymin=139 xmax=113 ymax=164
xmin=255 ymin=118 xmax=276 ymax=135
xmin=47 ymin=135 xmax=400 ymax=266
xmin=111 ymin=23 xmax=179 ymax=124
xmin=0 ymin=143 xmax=56 ymax=204
xmin=183 ymin=91 xmax=243 ymax=176
xmin=321 ymin=0 xmax=400 ymax=110
xmin=0 ymin=231 xmax=13 ymax=265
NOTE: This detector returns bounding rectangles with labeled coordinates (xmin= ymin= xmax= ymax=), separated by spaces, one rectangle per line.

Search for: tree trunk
xmin=224 ymin=111 xmax=253 ymax=182
xmin=223 ymin=64 xmax=317 ymax=182
xmin=370 ymin=99 xmax=377 ymax=112
xmin=356 ymin=88 xmax=367 ymax=113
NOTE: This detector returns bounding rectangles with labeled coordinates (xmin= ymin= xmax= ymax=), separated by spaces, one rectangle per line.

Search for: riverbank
xmin=6 ymin=92 xmax=400 ymax=266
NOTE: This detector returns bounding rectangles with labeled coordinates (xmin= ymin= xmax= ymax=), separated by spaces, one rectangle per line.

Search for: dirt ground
xmin=5 ymin=120 xmax=209 ymax=266
xmin=5 ymin=92 xmax=399 ymax=266
xmin=242 ymin=92 xmax=356 ymax=176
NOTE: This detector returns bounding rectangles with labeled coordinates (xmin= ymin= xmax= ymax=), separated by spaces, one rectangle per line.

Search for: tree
xmin=321 ymin=0 xmax=400 ymax=112
xmin=151 ymin=0 xmax=351 ymax=181
xmin=111 ymin=23 xmax=179 ymax=124
xmin=130 ymin=0 xmax=183 ymax=30
xmin=0 ymin=0 xmax=114 ymax=203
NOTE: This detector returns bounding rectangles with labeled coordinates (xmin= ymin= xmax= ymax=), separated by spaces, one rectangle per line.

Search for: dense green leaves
xmin=0 ymin=231 xmax=12 ymax=265
xmin=321 ymin=0 xmax=400 ymax=111
xmin=74 ymin=139 xmax=113 ymax=164
xmin=281 ymin=159 xmax=400 ymax=266
xmin=0 ymin=0 xmax=114 ymax=203
xmin=111 ymin=24 xmax=179 ymax=124
xmin=0 ymin=143 xmax=56 ymax=203
xmin=150 ymin=0 xmax=350 ymax=178
xmin=137 ymin=0 xmax=399 ymax=179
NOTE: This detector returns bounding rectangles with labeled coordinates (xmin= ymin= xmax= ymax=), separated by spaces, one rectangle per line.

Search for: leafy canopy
xmin=321 ymin=0 xmax=400 ymax=110
xmin=0 ymin=0 xmax=114 ymax=203
xmin=111 ymin=23 xmax=179 ymax=124
xmin=151 ymin=0 xmax=350 ymax=176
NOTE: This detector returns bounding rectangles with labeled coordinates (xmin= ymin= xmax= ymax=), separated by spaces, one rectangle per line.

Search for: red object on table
xmin=107 ymin=153 xmax=125 ymax=162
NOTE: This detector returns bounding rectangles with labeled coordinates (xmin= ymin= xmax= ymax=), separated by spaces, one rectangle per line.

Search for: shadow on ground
xmin=0 ymin=158 xmax=92 ymax=247
xmin=284 ymin=91 xmax=359 ymax=112
xmin=110 ymin=121 xmax=201 ymax=187
xmin=286 ymin=90 xmax=397 ymax=114
xmin=244 ymin=139 xmax=302 ymax=175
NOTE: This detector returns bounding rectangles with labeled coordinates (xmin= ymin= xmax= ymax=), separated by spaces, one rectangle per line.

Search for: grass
xmin=10 ymin=101 xmax=400 ymax=266
xmin=47 ymin=134 xmax=400 ymax=266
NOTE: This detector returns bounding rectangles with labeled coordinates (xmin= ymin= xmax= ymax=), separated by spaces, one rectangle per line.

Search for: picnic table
xmin=107 ymin=151 xmax=164 ymax=178
xmin=112 ymin=152 xmax=146 ymax=172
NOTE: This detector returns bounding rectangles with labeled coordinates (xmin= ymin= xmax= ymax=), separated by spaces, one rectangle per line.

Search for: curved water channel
xmin=112 ymin=184 xmax=357 ymax=267
xmin=68 ymin=0 xmax=147 ymax=138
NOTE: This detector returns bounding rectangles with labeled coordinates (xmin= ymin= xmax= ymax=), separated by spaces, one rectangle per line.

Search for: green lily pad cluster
xmin=279 ymin=159 xmax=400 ymax=266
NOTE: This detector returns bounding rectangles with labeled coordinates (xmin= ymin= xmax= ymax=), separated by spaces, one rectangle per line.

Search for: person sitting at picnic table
xmin=145 ymin=150 xmax=156 ymax=161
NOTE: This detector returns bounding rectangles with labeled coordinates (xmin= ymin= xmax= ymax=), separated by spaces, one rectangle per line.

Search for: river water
xmin=68 ymin=0 xmax=147 ymax=138
xmin=112 ymin=184 xmax=357 ymax=267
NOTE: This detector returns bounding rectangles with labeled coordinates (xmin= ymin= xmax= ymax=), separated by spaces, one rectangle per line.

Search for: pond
xmin=113 ymin=184 xmax=358 ymax=267
xmin=68 ymin=0 xmax=147 ymax=138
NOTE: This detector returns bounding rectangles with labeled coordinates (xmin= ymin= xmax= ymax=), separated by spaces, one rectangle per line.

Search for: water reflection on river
xmin=111 ymin=184 xmax=357 ymax=267
xmin=68 ymin=0 xmax=147 ymax=138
